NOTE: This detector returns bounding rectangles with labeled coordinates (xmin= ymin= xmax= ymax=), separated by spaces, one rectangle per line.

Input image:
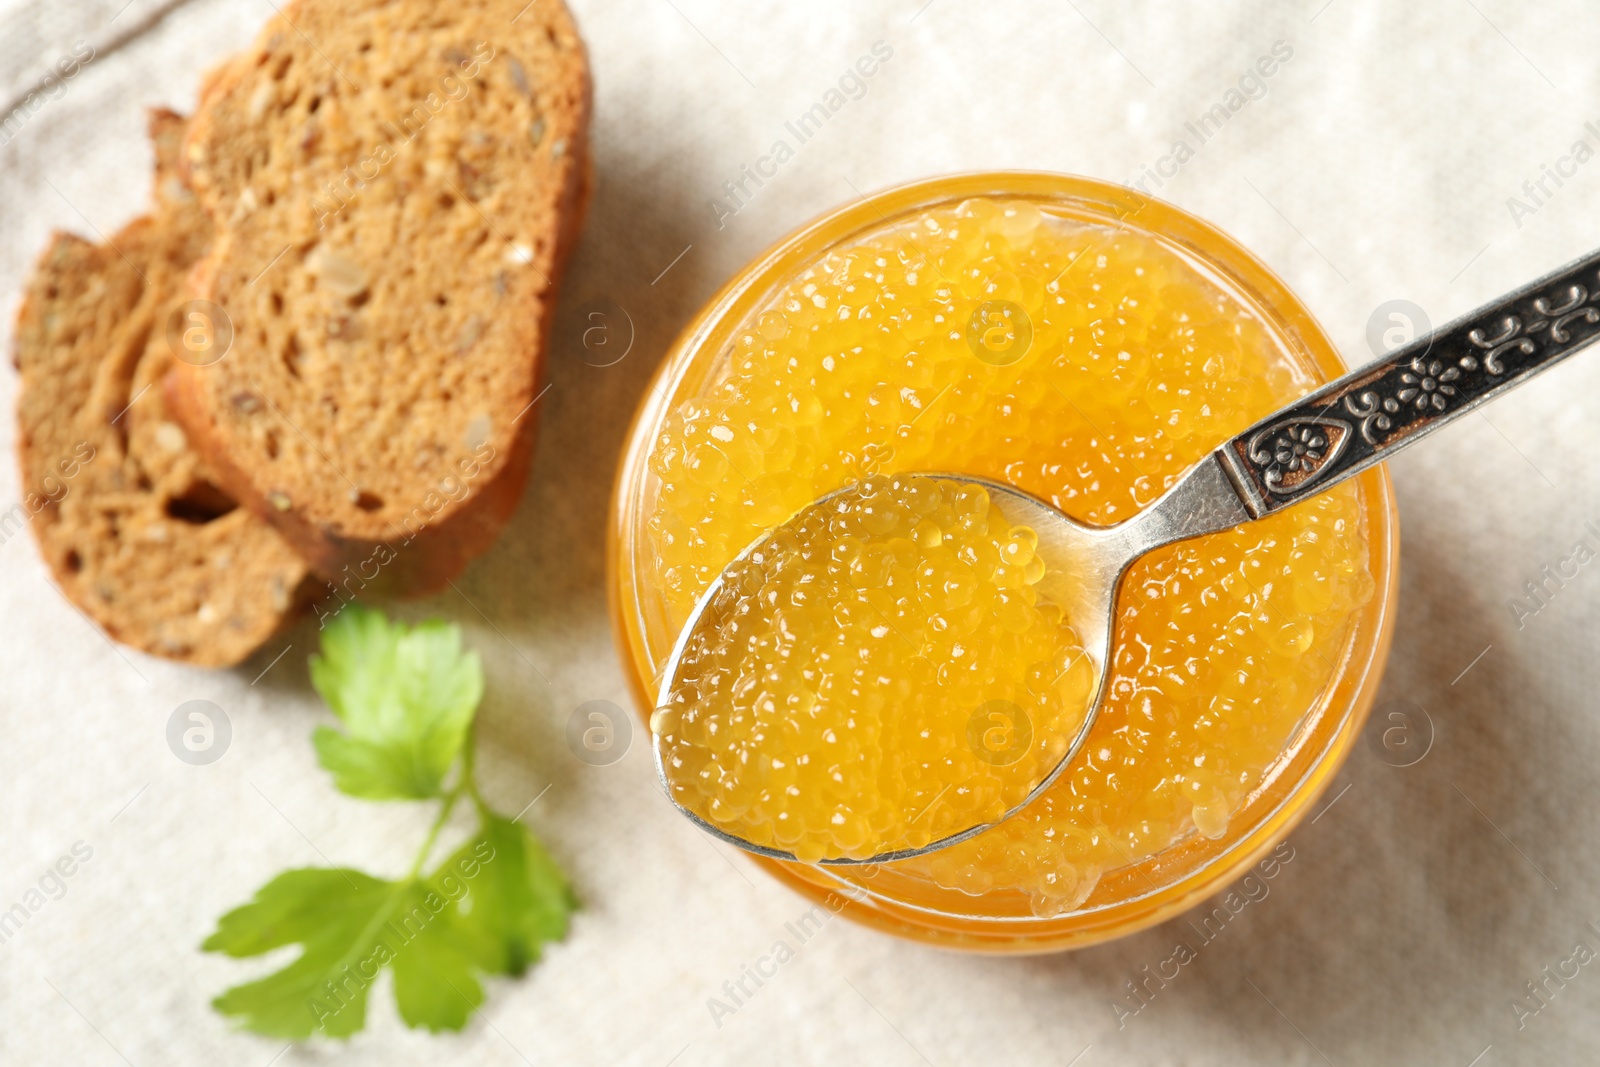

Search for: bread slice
xmin=12 ymin=109 xmax=313 ymax=666
xmin=166 ymin=0 xmax=592 ymax=596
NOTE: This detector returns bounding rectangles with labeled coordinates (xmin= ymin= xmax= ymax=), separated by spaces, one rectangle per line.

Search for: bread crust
xmin=166 ymin=0 xmax=593 ymax=597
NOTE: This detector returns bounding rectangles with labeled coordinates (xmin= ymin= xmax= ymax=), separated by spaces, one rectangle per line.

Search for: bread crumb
xmin=154 ymin=421 xmax=188 ymax=452
xmin=507 ymin=56 xmax=533 ymax=97
xmin=267 ymin=491 xmax=292 ymax=511
xmin=306 ymin=246 xmax=368 ymax=299
xmin=326 ymin=313 xmax=359 ymax=340
xmin=249 ymin=80 xmax=275 ymax=119
xmin=465 ymin=412 xmax=492 ymax=450
xmin=455 ymin=315 xmax=486 ymax=356
xmin=229 ymin=187 xmax=259 ymax=226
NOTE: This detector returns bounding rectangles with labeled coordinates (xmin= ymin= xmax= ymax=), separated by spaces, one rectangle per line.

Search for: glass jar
xmin=607 ymin=172 xmax=1398 ymax=952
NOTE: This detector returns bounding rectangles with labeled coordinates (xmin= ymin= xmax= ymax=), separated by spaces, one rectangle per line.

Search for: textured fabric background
xmin=3 ymin=1 xmax=1599 ymax=1064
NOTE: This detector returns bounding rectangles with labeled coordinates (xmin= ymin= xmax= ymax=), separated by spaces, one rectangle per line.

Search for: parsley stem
xmin=406 ymin=727 xmax=481 ymax=881
xmin=465 ymin=765 xmax=492 ymax=819
xmin=455 ymin=732 xmax=536 ymax=825
xmin=409 ymin=782 xmax=464 ymax=881
xmin=459 ymin=726 xmax=495 ymax=819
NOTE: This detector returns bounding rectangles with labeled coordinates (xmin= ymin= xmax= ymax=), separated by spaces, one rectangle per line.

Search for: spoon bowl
xmin=650 ymin=461 xmax=1248 ymax=866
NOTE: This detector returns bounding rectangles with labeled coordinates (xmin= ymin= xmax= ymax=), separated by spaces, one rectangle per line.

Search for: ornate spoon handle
xmin=1215 ymin=248 xmax=1600 ymax=517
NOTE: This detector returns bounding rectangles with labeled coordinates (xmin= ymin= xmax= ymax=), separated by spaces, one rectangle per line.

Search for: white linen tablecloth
xmin=3 ymin=1 xmax=1599 ymax=1063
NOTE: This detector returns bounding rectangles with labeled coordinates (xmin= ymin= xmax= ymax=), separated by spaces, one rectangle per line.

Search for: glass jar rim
xmin=606 ymin=171 xmax=1399 ymax=949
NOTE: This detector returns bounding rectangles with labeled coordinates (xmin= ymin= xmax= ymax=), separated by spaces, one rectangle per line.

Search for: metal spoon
xmin=654 ymin=246 xmax=1600 ymax=866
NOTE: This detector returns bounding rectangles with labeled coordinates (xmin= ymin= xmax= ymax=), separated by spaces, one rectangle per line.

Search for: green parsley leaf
xmin=379 ymin=882 xmax=494 ymax=1033
xmin=205 ymin=832 xmax=576 ymax=1039
xmin=208 ymin=608 xmax=576 ymax=1040
xmin=309 ymin=606 xmax=483 ymax=800
xmin=203 ymin=868 xmax=399 ymax=1039
xmin=431 ymin=813 xmax=577 ymax=977
xmin=203 ymin=871 xmax=506 ymax=1037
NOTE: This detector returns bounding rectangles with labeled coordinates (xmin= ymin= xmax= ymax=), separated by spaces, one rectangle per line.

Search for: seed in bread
xmin=167 ymin=0 xmax=592 ymax=596
xmin=12 ymin=109 xmax=313 ymax=667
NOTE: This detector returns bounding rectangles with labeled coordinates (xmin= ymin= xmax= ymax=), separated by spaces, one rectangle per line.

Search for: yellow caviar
xmin=646 ymin=196 xmax=1374 ymax=915
xmin=653 ymin=475 xmax=1091 ymax=863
